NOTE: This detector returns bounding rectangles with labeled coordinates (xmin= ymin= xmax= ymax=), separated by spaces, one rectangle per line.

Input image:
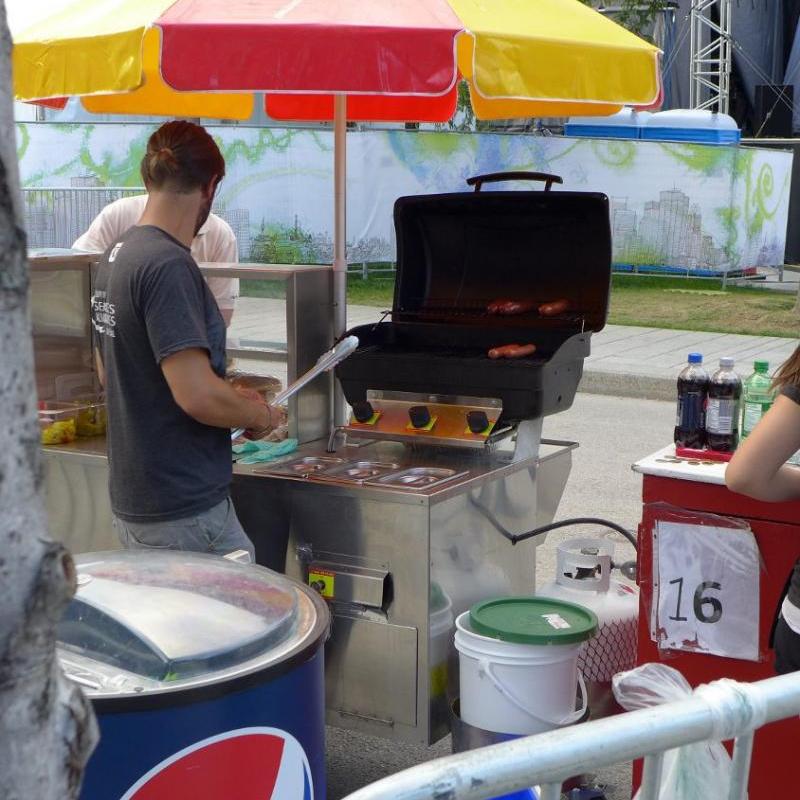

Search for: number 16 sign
xmin=653 ymin=520 xmax=761 ymax=661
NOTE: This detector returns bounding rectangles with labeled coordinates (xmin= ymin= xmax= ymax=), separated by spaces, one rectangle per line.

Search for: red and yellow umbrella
xmin=11 ymin=0 xmax=660 ymax=120
xmin=10 ymin=0 xmax=661 ymax=362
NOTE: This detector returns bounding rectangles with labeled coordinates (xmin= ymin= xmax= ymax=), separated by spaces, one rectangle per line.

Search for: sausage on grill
xmin=487 ymin=299 xmax=536 ymax=315
xmin=538 ymin=299 xmax=570 ymax=316
xmin=488 ymin=343 xmax=537 ymax=359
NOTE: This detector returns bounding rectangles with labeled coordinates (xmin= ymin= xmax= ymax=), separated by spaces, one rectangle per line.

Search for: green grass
xmin=609 ymin=275 xmax=799 ymax=338
xmin=242 ymin=272 xmax=800 ymax=338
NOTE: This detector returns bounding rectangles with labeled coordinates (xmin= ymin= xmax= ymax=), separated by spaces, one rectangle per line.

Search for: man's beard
xmin=194 ymin=196 xmax=213 ymax=236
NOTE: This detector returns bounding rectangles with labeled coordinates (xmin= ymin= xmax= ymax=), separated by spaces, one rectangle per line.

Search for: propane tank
xmin=536 ymin=537 xmax=639 ymax=720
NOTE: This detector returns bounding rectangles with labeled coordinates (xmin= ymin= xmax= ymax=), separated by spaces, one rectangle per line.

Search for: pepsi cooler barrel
xmin=57 ymin=551 xmax=329 ymax=800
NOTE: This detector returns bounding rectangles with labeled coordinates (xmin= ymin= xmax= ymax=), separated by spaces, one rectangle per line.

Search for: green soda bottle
xmin=740 ymin=360 xmax=774 ymax=441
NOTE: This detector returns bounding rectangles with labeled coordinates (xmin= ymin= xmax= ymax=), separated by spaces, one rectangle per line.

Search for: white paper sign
xmin=653 ymin=521 xmax=760 ymax=661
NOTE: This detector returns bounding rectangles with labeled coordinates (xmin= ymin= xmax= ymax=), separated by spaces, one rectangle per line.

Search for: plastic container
xmin=55 ymin=371 xmax=96 ymax=401
xmin=455 ymin=597 xmax=597 ymax=736
xmin=641 ymin=109 xmax=741 ymax=145
xmin=674 ymin=353 xmax=709 ymax=449
xmin=741 ymin=360 xmax=775 ymax=442
xmin=228 ymin=371 xmax=283 ymax=402
xmin=72 ymin=392 xmax=107 ymax=437
xmin=536 ymin=538 xmax=639 ymax=720
xmin=705 ymin=357 xmax=742 ymax=452
xmin=38 ymin=400 xmax=83 ymax=445
xmin=57 ymin=550 xmax=330 ymax=799
xmin=565 ymin=108 xmax=651 ymax=140
xmin=429 ymin=583 xmax=454 ymax=699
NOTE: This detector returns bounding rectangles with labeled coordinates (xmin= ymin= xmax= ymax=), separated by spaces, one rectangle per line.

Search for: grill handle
xmin=466 ymin=171 xmax=563 ymax=193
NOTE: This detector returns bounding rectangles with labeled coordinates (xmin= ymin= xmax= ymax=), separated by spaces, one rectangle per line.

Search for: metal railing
xmin=22 ymin=186 xmax=142 ymax=249
xmin=343 ymin=673 xmax=800 ymax=800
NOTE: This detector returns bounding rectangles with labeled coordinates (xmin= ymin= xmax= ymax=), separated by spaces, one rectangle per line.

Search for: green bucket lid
xmin=469 ymin=597 xmax=598 ymax=646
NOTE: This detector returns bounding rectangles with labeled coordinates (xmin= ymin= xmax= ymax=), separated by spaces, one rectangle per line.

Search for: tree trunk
xmin=0 ymin=3 xmax=98 ymax=797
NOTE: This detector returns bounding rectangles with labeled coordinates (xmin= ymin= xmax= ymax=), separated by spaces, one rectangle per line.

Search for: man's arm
xmin=160 ymin=348 xmax=279 ymax=435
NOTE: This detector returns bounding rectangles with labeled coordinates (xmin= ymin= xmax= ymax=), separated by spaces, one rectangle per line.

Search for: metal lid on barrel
xmin=57 ymin=551 xmax=329 ymax=705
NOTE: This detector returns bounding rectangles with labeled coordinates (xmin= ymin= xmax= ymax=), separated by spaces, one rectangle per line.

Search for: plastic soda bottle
xmin=740 ymin=360 xmax=774 ymax=441
xmin=674 ymin=353 xmax=709 ymax=449
xmin=705 ymin=357 xmax=742 ymax=452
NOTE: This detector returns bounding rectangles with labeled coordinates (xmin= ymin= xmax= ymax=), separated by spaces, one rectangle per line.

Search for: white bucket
xmin=455 ymin=610 xmax=588 ymax=736
xmin=430 ymin=595 xmax=454 ymax=697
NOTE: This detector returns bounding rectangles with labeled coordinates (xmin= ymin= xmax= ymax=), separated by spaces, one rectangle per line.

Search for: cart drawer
xmin=325 ymin=615 xmax=417 ymax=727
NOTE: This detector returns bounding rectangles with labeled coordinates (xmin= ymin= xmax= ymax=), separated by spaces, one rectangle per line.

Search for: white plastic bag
xmin=612 ymin=663 xmax=734 ymax=800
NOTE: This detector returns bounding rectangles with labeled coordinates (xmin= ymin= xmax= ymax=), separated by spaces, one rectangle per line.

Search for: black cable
xmin=505 ymin=516 xmax=638 ymax=551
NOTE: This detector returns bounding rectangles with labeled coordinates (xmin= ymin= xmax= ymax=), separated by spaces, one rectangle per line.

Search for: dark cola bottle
xmin=674 ymin=353 xmax=709 ymax=449
xmin=705 ymin=357 xmax=742 ymax=452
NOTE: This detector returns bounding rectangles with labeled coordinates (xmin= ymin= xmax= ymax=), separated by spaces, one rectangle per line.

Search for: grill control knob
xmin=467 ymin=410 xmax=490 ymax=434
xmin=409 ymin=405 xmax=432 ymax=429
xmin=352 ymin=401 xmax=375 ymax=424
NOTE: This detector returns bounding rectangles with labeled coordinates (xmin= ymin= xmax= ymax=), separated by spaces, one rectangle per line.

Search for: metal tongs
xmin=231 ymin=335 xmax=359 ymax=439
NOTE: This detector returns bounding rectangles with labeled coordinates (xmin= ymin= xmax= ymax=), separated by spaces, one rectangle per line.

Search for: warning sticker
xmin=542 ymin=613 xmax=571 ymax=630
xmin=308 ymin=569 xmax=335 ymax=600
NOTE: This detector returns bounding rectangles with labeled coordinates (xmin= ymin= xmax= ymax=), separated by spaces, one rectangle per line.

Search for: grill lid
xmin=391 ymin=173 xmax=611 ymax=333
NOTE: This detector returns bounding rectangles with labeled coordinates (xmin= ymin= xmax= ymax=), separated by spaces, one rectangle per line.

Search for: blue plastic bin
xmin=640 ymin=109 xmax=741 ymax=144
xmin=565 ymin=108 xmax=650 ymax=139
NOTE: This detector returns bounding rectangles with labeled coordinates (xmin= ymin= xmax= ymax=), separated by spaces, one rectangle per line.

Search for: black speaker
xmin=754 ymin=84 xmax=794 ymax=137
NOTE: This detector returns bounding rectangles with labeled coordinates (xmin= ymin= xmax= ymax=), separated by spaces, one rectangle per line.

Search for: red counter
xmin=634 ymin=447 xmax=800 ymax=800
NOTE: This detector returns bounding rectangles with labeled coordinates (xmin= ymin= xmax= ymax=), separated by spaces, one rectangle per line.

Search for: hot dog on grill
xmin=538 ymin=298 xmax=570 ymax=316
xmin=487 ymin=299 xmax=536 ymax=315
xmin=488 ymin=343 xmax=537 ymax=359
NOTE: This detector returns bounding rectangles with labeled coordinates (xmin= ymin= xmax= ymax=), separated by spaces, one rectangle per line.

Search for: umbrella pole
xmin=333 ymin=93 xmax=347 ymax=425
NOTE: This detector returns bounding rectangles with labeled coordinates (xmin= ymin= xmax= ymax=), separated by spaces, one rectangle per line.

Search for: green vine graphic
xmin=735 ymin=149 xmax=787 ymax=237
xmin=16 ymin=124 xmax=30 ymax=162
xmin=216 ymin=128 xmax=323 ymax=166
xmin=716 ymin=206 xmax=741 ymax=268
xmin=590 ymin=140 xmax=637 ymax=170
xmin=659 ymin=142 xmax=734 ymax=176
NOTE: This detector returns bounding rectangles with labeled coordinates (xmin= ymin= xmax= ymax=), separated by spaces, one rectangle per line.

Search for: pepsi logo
xmin=120 ymin=727 xmax=313 ymax=799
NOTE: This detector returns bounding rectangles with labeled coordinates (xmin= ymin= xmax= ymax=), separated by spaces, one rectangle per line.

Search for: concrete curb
xmin=580 ymin=369 xmax=675 ymax=402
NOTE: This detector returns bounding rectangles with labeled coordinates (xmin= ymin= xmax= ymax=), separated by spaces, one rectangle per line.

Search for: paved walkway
xmin=228 ymin=297 xmax=799 ymax=401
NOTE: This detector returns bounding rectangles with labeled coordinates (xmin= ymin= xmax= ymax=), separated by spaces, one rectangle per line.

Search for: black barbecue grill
xmin=336 ymin=173 xmax=612 ymax=424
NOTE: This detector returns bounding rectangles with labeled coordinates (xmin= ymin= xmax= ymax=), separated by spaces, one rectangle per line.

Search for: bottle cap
xmin=688 ymin=353 xmax=703 ymax=364
xmin=754 ymin=359 xmax=769 ymax=372
xmin=720 ymin=357 xmax=735 ymax=369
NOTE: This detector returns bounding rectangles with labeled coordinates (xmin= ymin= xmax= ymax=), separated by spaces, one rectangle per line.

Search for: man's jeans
xmin=113 ymin=497 xmax=255 ymax=560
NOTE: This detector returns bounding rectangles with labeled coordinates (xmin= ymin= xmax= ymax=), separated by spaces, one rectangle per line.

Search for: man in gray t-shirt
xmin=93 ymin=224 xmax=231 ymax=522
xmin=90 ymin=120 xmax=281 ymax=558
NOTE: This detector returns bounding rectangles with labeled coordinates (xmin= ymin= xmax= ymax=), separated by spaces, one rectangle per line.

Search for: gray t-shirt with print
xmin=91 ymin=224 xmax=230 ymax=522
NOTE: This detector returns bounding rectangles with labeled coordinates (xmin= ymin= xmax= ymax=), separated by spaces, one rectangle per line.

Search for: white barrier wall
xmin=17 ymin=123 xmax=793 ymax=273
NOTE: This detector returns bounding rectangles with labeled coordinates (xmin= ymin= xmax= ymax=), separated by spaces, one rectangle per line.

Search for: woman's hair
xmin=774 ymin=344 xmax=800 ymax=391
xmin=140 ymin=121 xmax=225 ymax=194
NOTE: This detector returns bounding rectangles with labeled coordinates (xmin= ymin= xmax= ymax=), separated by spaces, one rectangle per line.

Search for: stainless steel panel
xmin=309 ymin=559 xmax=388 ymax=609
xmin=284 ymin=485 xmax=429 ymax=624
xmin=30 ymin=255 xmax=95 ymax=402
xmin=41 ymin=446 xmax=117 ymax=553
xmin=231 ymin=439 xmax=576 ymax=745
xmin=326 ymin=615 xmax=418 ymax=728
xmin=286 ymin=268 xmax=333 ymax=444
xmin=370 ymin=466 xmax=468 ymax=491
xmin=256 ymin=455 xmax=345 ymax=478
